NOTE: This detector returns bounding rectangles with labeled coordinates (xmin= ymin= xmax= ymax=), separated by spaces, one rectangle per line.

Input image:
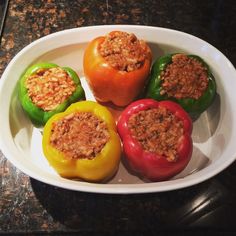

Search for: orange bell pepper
xmin=42 ymin=101 xmax=121 ymax=182
xmin=83 ymin=31 xmax=152 ymax=107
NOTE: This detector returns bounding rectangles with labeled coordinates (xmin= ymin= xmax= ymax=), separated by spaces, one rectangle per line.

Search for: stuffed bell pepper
xmin=83 ymin=31 xmax=152 ymax=107
xmin=18 ymin=62 xmax=85 ymax=127
xmin=42 ymin=101 xmax=121 ymax=182
xmin=117 ymin=99 xmax=193 ymax=181
xmin=146 ymin=53 xmax=216 ymax=117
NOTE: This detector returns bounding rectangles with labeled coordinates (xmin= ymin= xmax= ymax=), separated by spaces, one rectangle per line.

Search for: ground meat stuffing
xmin=160 ymin=54 xmax=209 ymax=99
xmin=99 ymin=31 xmax=149 ymax=72
xmin=26 ymin=67 xmax=76 ymax=111
xmin=50 ymin=112 xmax=110 ymax=160
xmin=128 ymin=107 xmax=184 ymax=162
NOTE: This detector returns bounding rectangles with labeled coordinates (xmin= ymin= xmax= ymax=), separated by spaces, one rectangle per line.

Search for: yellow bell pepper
xmin=42 ymin=101 xmax=121 ymax=182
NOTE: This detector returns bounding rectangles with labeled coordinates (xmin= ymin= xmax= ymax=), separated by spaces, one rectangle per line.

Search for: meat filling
xmin=99 ymin=31 xmax=149 ymax=72
xmin=26 ymin=67 xmax=76 ymax=111
xmin=160 ymin=54 xmax=208 ymax=99
xmin=128 ymin=107 xmax=184 ymax=162
xmin=50 ymin=112 xmax=110 ymax=160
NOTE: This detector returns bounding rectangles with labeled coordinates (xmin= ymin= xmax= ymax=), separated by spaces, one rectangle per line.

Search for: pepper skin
xmin=117 ymin=99 xmax=193 ymax=181
xmin=42 ymin=101 xmax=121 ymax=182
xmin=83 ymin=31 xmax=152 ymax=107
xmin=18 ymin=62 xmax=85 ymax=127
xmin=146 ymin=54 xmax=216 ymax=117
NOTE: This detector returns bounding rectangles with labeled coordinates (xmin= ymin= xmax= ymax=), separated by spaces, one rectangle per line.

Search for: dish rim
xmin=1 ymin=24 xmax=236 ymax=194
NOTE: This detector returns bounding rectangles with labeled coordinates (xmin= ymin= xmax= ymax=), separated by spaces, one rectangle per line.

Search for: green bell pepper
xmin=145 ymin=53 xmax=216 ymax=117
xmin=18 ymin=62 xmax=85 ymax=127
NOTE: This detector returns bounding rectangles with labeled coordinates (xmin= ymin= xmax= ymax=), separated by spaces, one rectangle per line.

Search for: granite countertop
xmin=1 ymin=0 xmax=236 ymax=235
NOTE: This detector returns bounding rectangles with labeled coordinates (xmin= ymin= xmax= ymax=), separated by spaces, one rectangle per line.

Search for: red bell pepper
xmin=117 ymin=99 xmax=193 ymax=181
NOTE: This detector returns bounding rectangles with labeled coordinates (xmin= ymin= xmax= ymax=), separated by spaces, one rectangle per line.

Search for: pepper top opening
xmin=160 ymin=54 xmax=209 ymax=99
xmin=98 ymin=31 xmax=150 ymax=72
xmin=49 ymin=111 xmax=110 ymax=160
xmin=128 ymin=107 xmax=184 ymax=162
xmin=25 ymin=67 xmax=76 ymax=111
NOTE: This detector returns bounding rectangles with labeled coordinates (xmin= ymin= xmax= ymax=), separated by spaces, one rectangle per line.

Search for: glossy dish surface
xmin=0 ymin=25 xmax=236 ymax=194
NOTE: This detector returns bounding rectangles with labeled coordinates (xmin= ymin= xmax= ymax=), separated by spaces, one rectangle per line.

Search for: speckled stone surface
xmin=1 ymin=0 xmax=236 ymax=234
